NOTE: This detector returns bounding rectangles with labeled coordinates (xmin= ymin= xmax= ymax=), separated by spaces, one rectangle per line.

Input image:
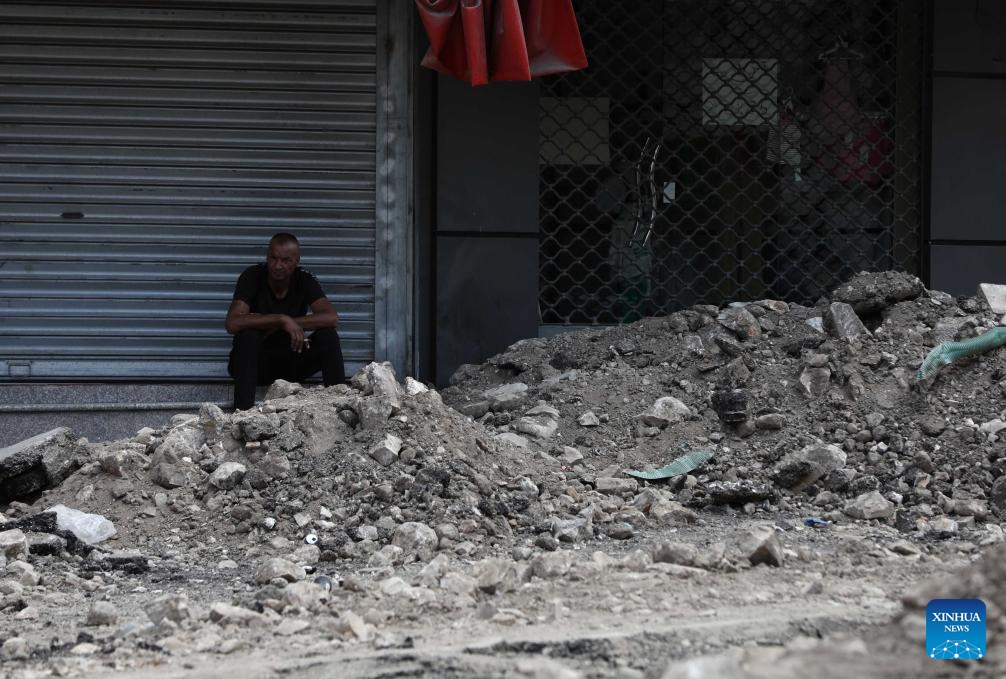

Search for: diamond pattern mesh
xmin=539 ymin=0 xmax=924 ymax=325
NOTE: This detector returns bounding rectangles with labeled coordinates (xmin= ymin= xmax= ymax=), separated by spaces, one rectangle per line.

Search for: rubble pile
xmin=444 ymin=271 xmax=1006 ymax=540
xmin=6 ymin=270 xmax=1006 ymax=676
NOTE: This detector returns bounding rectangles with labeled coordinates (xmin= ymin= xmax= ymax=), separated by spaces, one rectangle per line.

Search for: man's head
xmin=266 ymin=233 xmax=300 ymax=283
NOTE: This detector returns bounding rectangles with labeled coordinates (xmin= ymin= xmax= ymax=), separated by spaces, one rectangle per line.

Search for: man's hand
xmin=281 ymin=315 xmax=306 ymax=352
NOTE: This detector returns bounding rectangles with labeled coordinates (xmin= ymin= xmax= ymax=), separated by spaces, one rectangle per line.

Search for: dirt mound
xmin=443 ymin=271 xmax=1006 ymax=537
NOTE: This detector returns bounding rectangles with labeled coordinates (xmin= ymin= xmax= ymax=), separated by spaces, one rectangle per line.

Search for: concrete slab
xmin=979 ymin=283 xmax=1006 ymax=314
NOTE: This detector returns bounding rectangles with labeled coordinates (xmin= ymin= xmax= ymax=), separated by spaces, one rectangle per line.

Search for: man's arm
xmin=225 ymin=297 xmax=339 ymax=350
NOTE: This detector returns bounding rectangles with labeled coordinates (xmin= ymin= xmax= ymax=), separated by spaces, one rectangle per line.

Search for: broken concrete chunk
xmin=0 ymin=529 xmax=28 ymax=559
xmin=0 ymin=428 xmax=86 ymax=504
xmin=826 ymin=302 xmax=870 ymax=340
xmin=799 ymin=367 xmax=831 ymax=398
xmin=254 ymin=557 xmax=305 ymax=584
xmin=638 ymin=396 xmax=691 ymax=428
xmin=265 ymin=379 xmax=302 ymax=401
xmin=773 ymin=444 xmax=847 ymax=491
xmin=369 ymin=434 xmax=402 ymax=467
xmin=483 ymin=383 xmax=529 ymax=411
xmin=740 ymin=525 xmax=784 ymax=567
xmin=717 ymin=306 xmax=762 ymax=340
xmin=978 ymin=283 xmax=1006 ymax=314
xmin=392 ymin=522 xmax=438 ymax=561
xmin=595 ymin=477 xmax=638 ymax=495
xmin=495 ymin=433 xmax=529 ymax=449
xmin=209 ymin=461 xmax=247 ymax=490
xmin=405 ymin=376 xmax=429 ymax=396
xmin=832 ymin=271 xmax=925 ymax=314
xmin=366 ymin=361 xmax=403 ymax=410
xmin=844 ymin=491 xmax=895 ymax=520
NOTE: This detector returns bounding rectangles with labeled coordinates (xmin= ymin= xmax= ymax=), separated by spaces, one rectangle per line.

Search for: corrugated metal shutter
xmin=0 ymin=0 xmax=377 ymax=380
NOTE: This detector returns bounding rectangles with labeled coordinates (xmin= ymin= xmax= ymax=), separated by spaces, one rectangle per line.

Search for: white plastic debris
xmin=45 ymin=505 xmax=116 ymax=545
xmin=304 ymin=533 xmax=318 ymax=545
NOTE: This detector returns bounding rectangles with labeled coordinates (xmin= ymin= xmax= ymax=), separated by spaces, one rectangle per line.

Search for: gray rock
xmin=265 ymin=379 xmax=302 ymax=401
xmin=151 ymin=463 xmax=188 ymax=489
xmin=145 ymin=594 xmax=193 ymax=625
xmin=740 ymin=525 xmax=784 ymax=567
xmin=638 ymin=397 xmax=691 ymax=428
xmin=652 ymin=542 xmax=697 ymax=566
xmin=495 ymin=433 xmax=529 ymax=449
xmin=27 ymin=532 xmax=66 ymax=556
xmin=825 ymin=302 xmax=869 ymax=340
xmin=209 ymin=461 xmax=246 ymax=490
xmin=254 ymin=557 xmax=305 ymax=584
xmin=483 ymin=383 xmax=529 ymax=411
xmin=605 ymin=522 xmax=633 ymax=540
xmin=979 ymin=283 xmax=1006 ymax=314
xmin=365 ymin=361 xmax=403 ymax=410
xmin=844 ymin=491 xmax=895 ymax=520
xmin=773 ymin=443 xmax=847 ymax=491
xmin=235 ymin=411 xmax=281 ymax=441
xmin=954 ymin=498 xmax=988 ymax=519
xmin=392 ymin=522 xmax=439 ymax=561
xmin=918 ymin=416 xmax=947 ymax=437
xmin=516 ymin=407 xmax=559 ymax=440
xmin=577 ymin=411 xmax=600 ymax=427
xmin=931 ymin=516 xmax=959 ymax=537
xmin=7 ymin=560 xmax=38 ymax=586
xmin=717 ymin=306 xmax=761 ymax=340
xmin=755 ymin=413 xmax=786 ymax=430
xmin=990 ymin=476 xmax=1006 ymax=516
xmin=358 ymin=397 xmax=394 ymax=429
xmin=369 ymin=434 xmax=402 ymax=467
xmin=85 ymin=601 xmax=119 ymax=626
xmin=832 ymin=271 xmax=925 ymax=314
xmin=531 ymin=550 xmax=574 ymax=579
xmin=0 ymin=428 xmax=85 ymax=503
xmin=595 ymin=477 xmax=638 ymax=495
xmin=0 ymin=529 xmax=28 ymax=559
xmin=799 ymin=367 xmax=831 ymax=397
xmin=558 ymin=446 xmax=584 ymax=465
xmin=209 ymin=602 xmax=268 ymax=627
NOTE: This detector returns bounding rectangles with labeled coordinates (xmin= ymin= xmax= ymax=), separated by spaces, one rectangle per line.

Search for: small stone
xmin=652 ymin=542 xmax=697 ymax=566
xmin=754 ymin=413 xmax=785 ymax=430
xmin=605 ymin=522 xmax=633 ymax=540
xmin=773 ymin=444 xmax=846 ymax=491
xmin=392 ymin=522 xmax=439 ymax=561
xmin=844 ymin=491 xmax=895 ymax=520
xmin=931 ymin=516 xmax=959 ymax=537
xmin=0 ymin=531 xmax=28 ymax=559
xmin=577 ymin=411 xmax=600 ymax=427
xmin=918 ymin=416 xmax=947 ymax=437
xmin=595 ymin=477 xmax=638 ymax=495
xmin=483 ymin=383 xmax=529 ymax=411
xmin=558 ymin=446 xmax=584 ymax=465
xmin=145 ymin=594 xmax=192 ymax=625
xmin=209 ymin=461 xmax=246 ymax=490
xmin=265 ymin=379 xmax=302 ymax=401
xmin=638 ymin=397 xmax=691 ymax=428
xmin=369 ymin=434 xmax=402 ymax=467
xmin=85 ymin=601 xmax=119 ymax=626
xmin=799 ymin=367 xmax=831 ymax=397
xmin=254 ymin=557 xmax=305 ymax=584
xmin=740 ymin=525 xmax=784 ymax=567
xmin=209 ymin=602 xmax=268 ymax=627
xmin=825 ymin=302 xmax=870 ymax=339
xmin=1 ymin=637 xmax=29 ymax=660
xmin=7 ymin=560 xmax=39 ymax=586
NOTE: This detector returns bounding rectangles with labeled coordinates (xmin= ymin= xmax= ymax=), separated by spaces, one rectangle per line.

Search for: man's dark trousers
xmin=228 ymin=327 xmax=346 ymax=410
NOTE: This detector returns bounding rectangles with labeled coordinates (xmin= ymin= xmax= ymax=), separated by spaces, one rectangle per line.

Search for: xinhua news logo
xmin=926 ymin=599 xmax=986 ymax=660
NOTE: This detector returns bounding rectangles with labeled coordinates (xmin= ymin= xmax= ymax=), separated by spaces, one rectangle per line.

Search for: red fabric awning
xmin=415 ymin=0 xmax=588 ymax=86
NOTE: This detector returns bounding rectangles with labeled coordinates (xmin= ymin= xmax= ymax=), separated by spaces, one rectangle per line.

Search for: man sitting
xmin=225 ymin=232 xmax=346 ymax=410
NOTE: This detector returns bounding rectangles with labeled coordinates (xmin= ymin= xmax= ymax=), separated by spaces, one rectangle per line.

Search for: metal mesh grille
xmin=539 ymin=0 xmax=925 ymax=325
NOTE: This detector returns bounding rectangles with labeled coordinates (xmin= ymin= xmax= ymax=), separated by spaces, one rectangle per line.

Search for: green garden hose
xmin=917 ymin=326 xmax=1006 ymax=381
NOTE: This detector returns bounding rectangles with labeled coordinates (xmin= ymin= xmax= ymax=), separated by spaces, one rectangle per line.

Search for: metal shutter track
xmin=0 ymin=0 xmax=377 ymax=380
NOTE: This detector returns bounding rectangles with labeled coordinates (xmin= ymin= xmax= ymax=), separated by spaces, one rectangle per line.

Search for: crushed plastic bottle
xmin=46 ymin=504 xmax=117 ymax=544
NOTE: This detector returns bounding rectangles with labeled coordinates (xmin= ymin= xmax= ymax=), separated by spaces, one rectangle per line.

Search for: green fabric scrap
xmin=624 ymin=449 xmax=714 ymax=480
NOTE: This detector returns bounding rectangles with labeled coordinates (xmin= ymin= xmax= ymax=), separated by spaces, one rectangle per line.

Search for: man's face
xmin=266 ymin=241 xmax=300 ymax=282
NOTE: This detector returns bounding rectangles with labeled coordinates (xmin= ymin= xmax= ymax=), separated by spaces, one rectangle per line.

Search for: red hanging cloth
xmin=415 ymin=0 xmax=587 ymax=86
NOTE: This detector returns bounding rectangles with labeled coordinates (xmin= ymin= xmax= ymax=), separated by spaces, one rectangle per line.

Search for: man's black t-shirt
xmin=232 ymin=264 xmax=325 ymax=317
